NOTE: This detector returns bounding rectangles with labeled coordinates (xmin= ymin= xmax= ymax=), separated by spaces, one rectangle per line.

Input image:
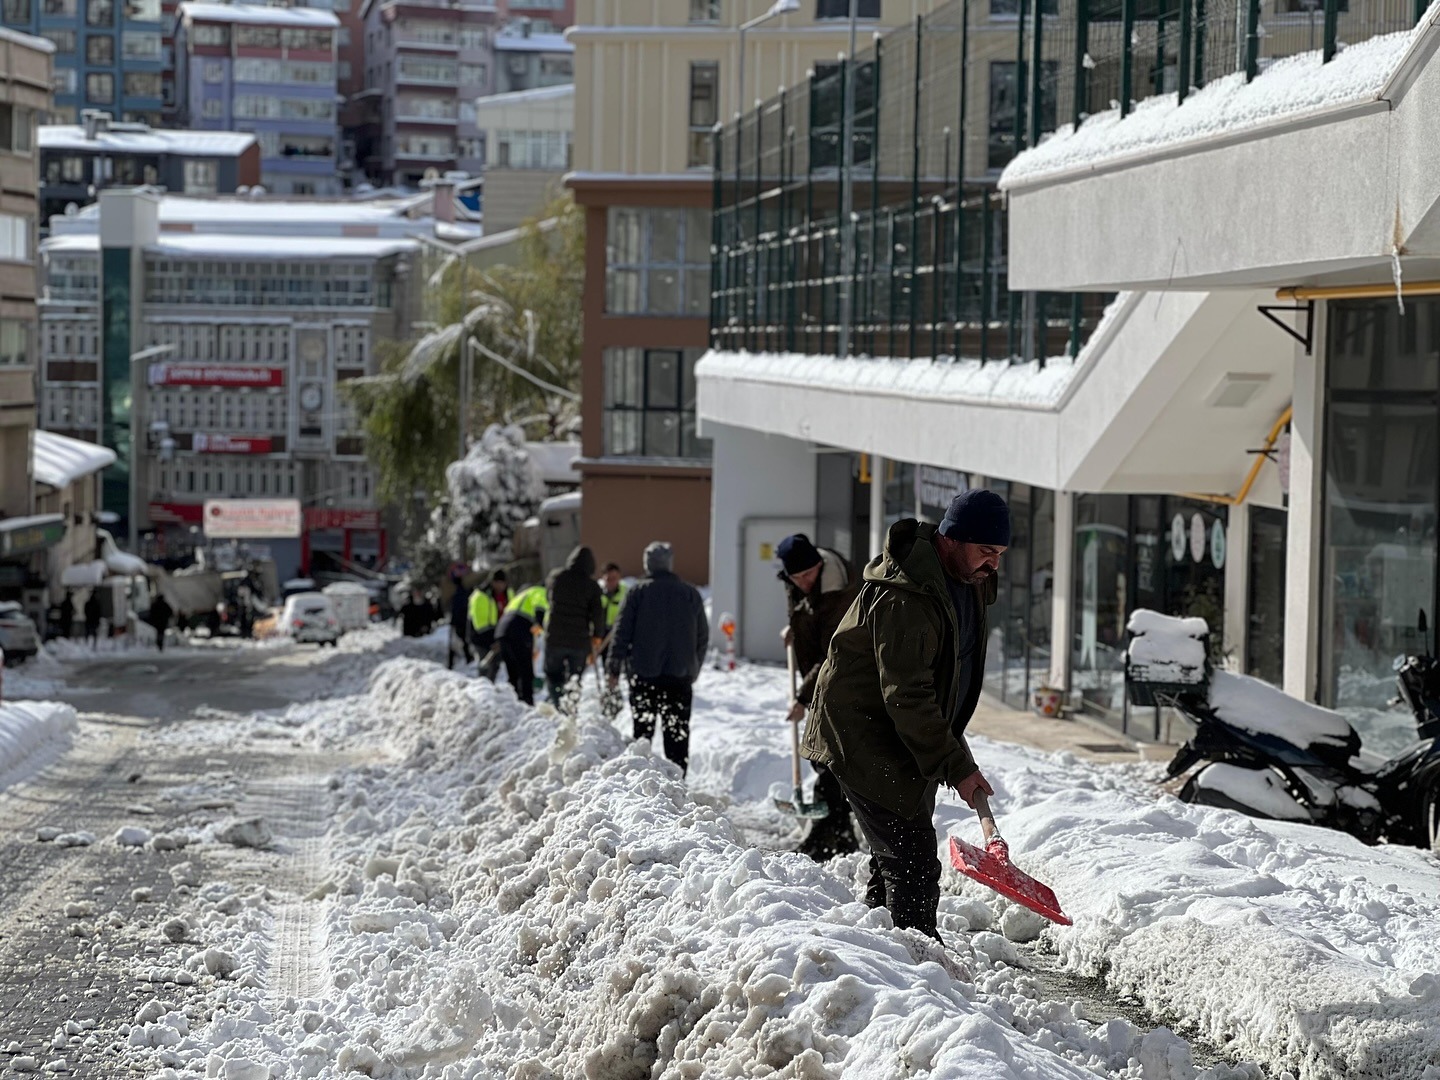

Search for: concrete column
xmin=1048 ymin=490 xmax=1075 ymax=692
xmin=1223 ymin=500 xmax=1250 ymax=673
xmin=1283 ymin=303 xmax=1326 ymax=702
xmin=868 ymin=453 xmax=886 ymax=562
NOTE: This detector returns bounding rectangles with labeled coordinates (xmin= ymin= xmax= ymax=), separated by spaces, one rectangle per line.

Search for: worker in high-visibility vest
xmin=494 ymin=583 xmax=548 ymax=706
xmin=598 ymin=561 xmax=627 ymax=719
xmin=468 ymin=569 xmax=513 ymax=680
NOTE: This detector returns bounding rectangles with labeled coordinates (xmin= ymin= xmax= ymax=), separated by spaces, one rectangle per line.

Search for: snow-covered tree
xmin=410 ymin=424 xmax=546 ymax=578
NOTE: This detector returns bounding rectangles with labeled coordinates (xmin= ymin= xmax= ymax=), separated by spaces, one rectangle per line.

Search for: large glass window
xmin=809 ymin=60 xmax=876 ymax=171
xmin=989 ymin=60 xmax=1058 ymax=171
xmin=123 ymin=71 xmax=160 ymax=97
xmin=688 ymin=0 xmax=720 ymax=21
xmin=86 ymin=72 xmax=115 ymax=103
xmin=86 ymin=32 xmax=113 ymax=63
xmin=2 ymin=0 xmax=30 ymax=22
xmin=816 ymin=0 xmax=878 ymax=16
xmin=0 ymin=319 xmax=29 ymax=365
xmin=121 ymin=29 xmax=160 ymax=58
xmin=85 ymin=0 xmax=111 ymax=24
xmin=687 ymin=61 xmax=718 ymax=168
xmin=602 ymin=347 xmax=711 ymax=461
xmin=605 ymin=206 xmax=711 ymax=316
xmin=1247 ymin=506 xmax=1288 ymax=686
xmin=44 ymin=28 xmax=76 ymax=52
xmin=122 ymin=0 xmax=159 ymax=20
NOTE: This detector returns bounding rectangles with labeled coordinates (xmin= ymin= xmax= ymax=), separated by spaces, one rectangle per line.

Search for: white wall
xmin=706 ymin=421 xmax=817 ymax=652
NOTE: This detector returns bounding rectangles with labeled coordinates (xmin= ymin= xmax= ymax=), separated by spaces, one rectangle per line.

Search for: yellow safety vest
xmin=510 ymin=585 xmax=548 ymax=625
xmin=601 ymin=583 xmax=627 ymax=629
xmin=469 ymin=587 xmax=512 ymax=632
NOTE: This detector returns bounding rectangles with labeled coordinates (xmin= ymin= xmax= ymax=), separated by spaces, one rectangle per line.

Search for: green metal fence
xmin=710 ymin=0 xmax=1432 ymax=363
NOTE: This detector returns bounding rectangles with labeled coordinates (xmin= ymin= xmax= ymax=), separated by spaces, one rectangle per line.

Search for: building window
xmin=51 ymin=69 xmax=78 ymax=95
xmin=988 ymin=60 xmax=1058 ymax=171
xmin=235 ymin=24 xmax=280 ymax=48
xmin=123 ymin=72 xmax=161 ymax=97
xmin=86 ymin=72 xmax=115 ymax=104
xmin=124 ymin=0 xmax=158 ymax=19
xmin=0 ymin=105 xmax=30 ymax=154
xmin=87 ymin=33 xmax=114 ymax=63
xmin=605 ymin=207 xmax=711 ymax=317
xmin=816 ymin=0 xmax=878 ymax=16
xmin=85 ymin=0 xmax=111 ymax=23
xmin=991 ymin=0 xmax=1058 ymax=14
xmin=602 ymin=348 xmax=710 ymax=460
xmin=192 ymin=23 xmax=228 ymax=46
xmin=687 ymin=61 xmax=718 ymax=168
xmin=121 ymin=30 xmax=161 ymax=59
xmin=279 ymin=27 xmax=330 ymax=50
xmin=203 ymin=60 xmax=224 ymax=82
xmin=2 ymin=0 xmax=30 ymax=23
xmin=0 ymin=319 xmax=30 ymax=365
xmin=55 ymin=155 xmax=87 ymax=182
xmin=809 ymin=61 xmax=876 ymax=170
xmin=538 ymin=55 xmax=571 ymax=79
xmin=337 ymin=59 xmax=350 ymax=80
xmin=688 ymin=0 xmax=721 ymax=22
xmin=0 ymin=213 xmax=28 ymax=261
xmin=459 ymin=61 xmax=487 ymax=85
xmin=201 ymin=97 xmax=223 ymax=118
xmin=492 ymin=128 xmax=568 ymax=169
xmin=43 ymin=29 xmax=77 ymax=51
xmin=183 ymin=158 xmax=216 ymax=193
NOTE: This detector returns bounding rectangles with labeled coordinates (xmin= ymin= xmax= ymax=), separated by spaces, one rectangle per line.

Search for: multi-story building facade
xmin=568 ymin=0 xmax=946 ymax=587
xmin=0 ymin=29 xmax=55 ymax=610
xmin=0 ymin=0 xmax=161 ymax=125
xmin=356 ymin=0 xmax=496 ymax=186
xmin=492 ymin=19 xmax=569 ymax=93
xmin=39 ymin=111 xmax=259 ymax=224
xmin=36 ymin=188 xmax=443 ymax=577
xmin=500 ymin=0 xmax=571 ymax=34
xmin=474 ymin=81 xmax=568 ymax=232
xmin=174 ymin=2 xmax=340 ymax=196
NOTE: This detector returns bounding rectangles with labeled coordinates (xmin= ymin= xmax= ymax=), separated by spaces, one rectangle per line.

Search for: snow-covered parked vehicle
xmin=1126 ymin=608 xmax=1440 ymax=850
xmin=0 ymin=602 xmax=39 ymax=664
xmin=280 ymin=592 xmax=341 ymax=646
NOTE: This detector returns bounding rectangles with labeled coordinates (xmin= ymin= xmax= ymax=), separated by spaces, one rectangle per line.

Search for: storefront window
xmin=1247 ymin=507 xmax=1288 ymax=686
xmin=1072 ymin=495 xmax=1131 ymax=715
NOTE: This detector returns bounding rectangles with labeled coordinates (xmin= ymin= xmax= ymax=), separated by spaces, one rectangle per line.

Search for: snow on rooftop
xmin=473 ymin=83 xmax=574 ymax=107
xmin=178 ymin=1 xmax=339 ymax=26
xmin=39 ymin=125 xmax=256 ymax=157
xmin=0 ymin=26 xmax=54 ymax=53
xmin=1001 ymin=26 xmax=1424 ymax=189
xmin=42 ymin=232 xmax=417 ymax=259
xmin=32 ymin=430 xmax=116 ymax=490
xmin=493 ymin=31 xmax=571 ymax=52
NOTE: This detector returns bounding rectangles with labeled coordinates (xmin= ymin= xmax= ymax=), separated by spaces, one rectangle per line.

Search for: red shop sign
xmin=150 ymin=364 xmax=286 ymax=388
xmin=304 ymin=508 xmax=381 ymax=531
xmin=193 ymin=433 xmax=273 ymax=455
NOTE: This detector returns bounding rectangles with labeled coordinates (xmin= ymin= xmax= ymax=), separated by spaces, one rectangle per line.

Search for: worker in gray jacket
xmin=606 ymin=541 xmax=708 ymax=775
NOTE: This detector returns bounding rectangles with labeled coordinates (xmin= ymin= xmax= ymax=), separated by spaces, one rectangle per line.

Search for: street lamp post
xmin=411 ymin=231 xmax=480 ymax=460
xmin=737 ymin=0 xmax=800 ymax=119
xmin=128 ymin=343 xmax=177 ymax=554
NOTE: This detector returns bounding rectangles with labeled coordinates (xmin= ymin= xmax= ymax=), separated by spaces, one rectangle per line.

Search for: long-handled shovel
xmin=770 ymin=644 xmax=829 ymax=819
xmin=948 ymin=791 xmax=1072 ymax=926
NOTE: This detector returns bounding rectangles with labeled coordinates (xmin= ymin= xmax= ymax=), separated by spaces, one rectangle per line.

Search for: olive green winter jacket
xmin=801 ymin=518 xmax=995 ymax=819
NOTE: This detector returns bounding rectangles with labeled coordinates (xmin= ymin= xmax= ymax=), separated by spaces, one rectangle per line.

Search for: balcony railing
xmin=711 ymin=0 xmax=1432 ymax=363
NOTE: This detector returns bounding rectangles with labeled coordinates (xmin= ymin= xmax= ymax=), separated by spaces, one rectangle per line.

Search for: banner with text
xmin=203 ymin=499 xmax=302 ymax=539
xmin=150 ymin=364 xmax=286 ymax=389
xmin=193 ymin=433 xmax=273 ymax=455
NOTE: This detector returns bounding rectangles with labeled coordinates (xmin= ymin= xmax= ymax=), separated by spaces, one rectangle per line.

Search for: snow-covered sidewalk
xmin=107 ymin=641 xmax=1440 ymax=1080
xmin=0 ymin=699 xmax=77 ymax=788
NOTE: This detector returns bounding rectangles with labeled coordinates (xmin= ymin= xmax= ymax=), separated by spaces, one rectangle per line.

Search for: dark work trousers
xmin=797 ymin=763 xmax=860 ymax=859
xmin=448 ymin=626 xmax=472 ymax=670
xmin=472 ymin=629 xmax=498 ymax=681
xmin=839 ymin=778 xmax=942 ymax=940
xmin=545 ymin=645 xmax=591 ymax=713
xmin=630 ymin=675 xmax=693 ymax=775
xmin=500 ymin=638 xmax=535 ymax=706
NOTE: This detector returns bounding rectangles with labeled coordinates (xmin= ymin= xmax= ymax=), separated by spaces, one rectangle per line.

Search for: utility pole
xmin=836 ymin=0 xmax=859 ymax=359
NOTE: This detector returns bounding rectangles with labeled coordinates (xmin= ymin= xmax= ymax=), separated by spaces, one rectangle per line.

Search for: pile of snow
xmin=1124 ymin=608 xmax=1209 ymax=684
xmin=0 ymin=700 xmax=77 ymax=783
xmin=1001 ymin=28 xmax=1423 ymax=187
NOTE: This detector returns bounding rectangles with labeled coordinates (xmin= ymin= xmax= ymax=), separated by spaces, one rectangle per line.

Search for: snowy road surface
xmin=1 ymin=630 xmax=1438 ymax=1078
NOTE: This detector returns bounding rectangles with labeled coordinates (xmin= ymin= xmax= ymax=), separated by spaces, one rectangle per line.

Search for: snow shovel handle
xmin=786 ymin=643 xmax=802 ymax=790
xmin=972 ymin=790 xmax=1003 ymax=847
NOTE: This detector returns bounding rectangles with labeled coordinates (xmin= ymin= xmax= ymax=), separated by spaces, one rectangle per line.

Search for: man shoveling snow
xmin=804 ymin=489 xmax=1009 ymax=940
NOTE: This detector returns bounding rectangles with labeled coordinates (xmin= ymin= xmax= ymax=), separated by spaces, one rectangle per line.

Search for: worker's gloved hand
xmin=786 ymin=699 xmax=806 ymax=723
xmin=956 ymin=770 xmax=995 ymax=809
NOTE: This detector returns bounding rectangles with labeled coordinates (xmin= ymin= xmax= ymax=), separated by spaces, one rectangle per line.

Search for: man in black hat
xmin=802 ymin=488 xmax=1010 ymax=940
xmin=775 ymin=533 xmax=861 ymax=860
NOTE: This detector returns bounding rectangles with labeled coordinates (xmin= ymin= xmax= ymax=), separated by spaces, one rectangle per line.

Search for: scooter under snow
xmin=1129 ymin=611 xmax=1440 ymax=851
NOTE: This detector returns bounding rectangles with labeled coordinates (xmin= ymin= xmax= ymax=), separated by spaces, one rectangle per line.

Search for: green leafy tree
xmin=347 ymin=192 xmax=584 ymax=541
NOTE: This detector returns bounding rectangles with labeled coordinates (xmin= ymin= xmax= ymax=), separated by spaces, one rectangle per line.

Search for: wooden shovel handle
xmin=786 ymin=643 xmax=802 ymax=790
xmin=973 ymin=789 xmax=1001 ymax=845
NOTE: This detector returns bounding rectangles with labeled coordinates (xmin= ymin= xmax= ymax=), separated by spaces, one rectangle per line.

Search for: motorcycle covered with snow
xmin=1124 ymin=608 xmax=1440 ymax=850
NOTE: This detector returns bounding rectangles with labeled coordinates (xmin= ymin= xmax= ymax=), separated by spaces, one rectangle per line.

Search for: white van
xmin=280 ymin=592 xmax=341 ymax=646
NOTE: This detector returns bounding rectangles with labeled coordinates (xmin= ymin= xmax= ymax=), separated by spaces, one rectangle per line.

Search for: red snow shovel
xmin=770 ymin=644 xmax=829 ymax=819
xmin=948 ymin=792 xmax=1072 ymax=926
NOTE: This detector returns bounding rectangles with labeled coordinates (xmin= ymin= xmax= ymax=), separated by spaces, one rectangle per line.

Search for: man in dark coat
xmin=83 ymin=590 xmax=102 ymax=647
xmin=496 ymin=584 xmax=548 ymax=706
xmin=776 ymin=534 xmax=861 ymax=861
xmin=447 ymin=566 xmax=473 ymax=670
xmin=148 ymin=592 xmax=173 ymax=652
xmin=606 ymin=542 xmax=708 ymax=775
xmin=398 ymin=588 xmax=433 ymax=638
xmin=543 ymin=546 xmax=605 ymax=712
xmin=804 ymin=489 xmax=1009 ymax=941
xmin=57 ymin=592 xmax=75 ymax=640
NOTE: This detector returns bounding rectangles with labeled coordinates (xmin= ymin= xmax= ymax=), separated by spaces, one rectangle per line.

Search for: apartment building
xmin=174 ymin=2 xmax=340 ymax=196
xmin=356 ymin=0 xmax=496 ymax=186
xmin=502 ymin=0 xmax=571 ymax=34
xmin=474 ymin=81 xmax=568 ymax=232
xmin=39 ymin=111 xmax=259 ymax=224
xmin=492 ymin=19 xmax=569 ymax=92
xmin=0 ymin=0 xmax=160 ymax=125
xmin=567 ymin=0 xmax=945 ymax=586
xmin=35 ymin=188 xmax=443 ymax=577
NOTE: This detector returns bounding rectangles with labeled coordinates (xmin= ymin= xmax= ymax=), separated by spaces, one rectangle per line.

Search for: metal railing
xmin=710 ymin=0 xmax=1432 ymax=364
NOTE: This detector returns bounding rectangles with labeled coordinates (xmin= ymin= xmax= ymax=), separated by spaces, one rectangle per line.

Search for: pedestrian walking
xmin=397 ymin=588 xmax=433 ymax=638
xmin=606 ymin=542 xmax=707 ymax=775
xmin=775 ymin=533 xmax=862 ymax=860
xmin=57 ymin=591 xmax=75 ymax=640
xmin=543 ymin=547 xmax=605 ymax=713
xmin=495 ymin=583 xmax=548 ymax=706
xmin=83 ymin=590 xmax=101 ymax=648
xmin=803 ymin=489 xmax=1009 ymax=941
xmin=468 ymin=570 xmax=512 ymax=680
xmin=148 ymin=591 xmax=173 ymax=653
xmin=447 ymin=565 xmax=473 ymax=671
xmin=598 ymin=561 xmax=627 ymax=719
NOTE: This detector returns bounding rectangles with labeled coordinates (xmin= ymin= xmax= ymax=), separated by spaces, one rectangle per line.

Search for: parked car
xmin=0 ymin=602 xmax=39 ymax=664
xmin=279 ymin=592 xmax=341 ymax=647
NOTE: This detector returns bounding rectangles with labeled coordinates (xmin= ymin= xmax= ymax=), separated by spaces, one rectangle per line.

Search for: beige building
xmin=569 ymin=0 xmax=966 ymax=584
xmin=0 ymin=30 xmax=54 ymax=607
xmin=476 ymin=82 xmax=573 ymax=234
